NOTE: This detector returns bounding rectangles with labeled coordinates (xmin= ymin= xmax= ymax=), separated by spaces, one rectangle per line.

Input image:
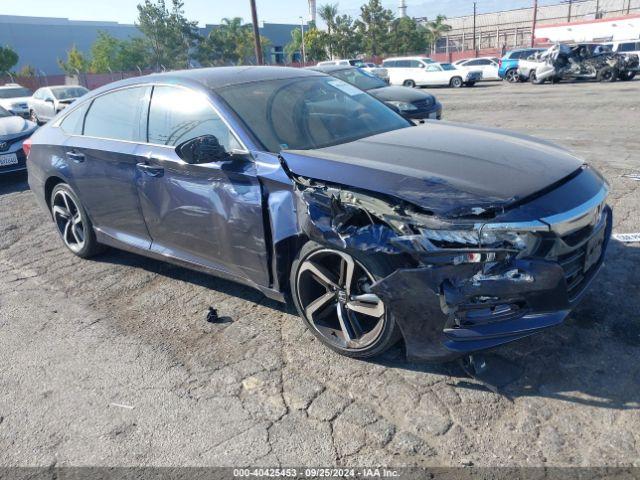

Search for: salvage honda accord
xmin=26 ymin=67 xmax=611 ymax=362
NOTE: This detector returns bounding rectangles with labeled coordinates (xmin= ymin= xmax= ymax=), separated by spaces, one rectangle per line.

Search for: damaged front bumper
xmin=284 ymin=158 xmax=612 ymax=362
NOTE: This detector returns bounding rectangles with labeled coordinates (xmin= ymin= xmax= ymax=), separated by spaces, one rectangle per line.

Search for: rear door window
xmin=83 ymin=86 xmax=149 ymax=142
xmin=59 ymin=103 xmax=90 ymax=135
xmin=619 ymin=42 xmax=636 ymax=52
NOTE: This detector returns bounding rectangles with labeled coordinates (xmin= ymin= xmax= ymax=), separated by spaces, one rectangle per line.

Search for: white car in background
xmin=28 ymin=85 xmax=89 ymax=124
xmin=454 ymin=57 xmax=501 ymax=80
xmin=317 ymin=59 xmax=389 ymax=82
xmin=384 ymin=57 xmax=482 ymax=88
xmin=0 ymin=84 xmax=34 ymax=119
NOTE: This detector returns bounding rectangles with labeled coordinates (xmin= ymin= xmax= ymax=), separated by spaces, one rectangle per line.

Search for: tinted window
xmin=396 ymin=60 xmax=411 ymax=67
xmin=218 ymin=77 xmax=409 ymax=152
xmin=476 ymin=59 xmax=491 ymax=65
xmin=331 ymin=68 xmax=387 ymax=90
xmin=0 ymin=87 xmax=32 ymax=98
xmin=409 ymin=60 xmax=423 ymax=68
xmin=148 ymin=86 xmax=239 ymax=149
xmin=440 ymin=63 xmax=456 ymax=71
xmin=83 ymin=87 xmax=148 ymax=141
xmin=425 ymin=64 xmax=440 ymax=72
xmin=382 ymin=60 xmax=396 ymax=67
xmin=619 ymin=42 xmax=636 ymax=52
xmin=51 ymin=86 xmax=89 ymax=100
xmin=59 ymin=103 xmax=89 ymax=135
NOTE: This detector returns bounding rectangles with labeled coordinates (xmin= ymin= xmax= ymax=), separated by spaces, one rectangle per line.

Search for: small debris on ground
xmin=109 ymin=403 xmax=134 ymax=410
xmin=622 ymin=173 xmax=640 ymax=181
xmin=613 ymin=233 xmax=640 ymax=243
xmin=206 ymin=307 xmax=233 ymax=324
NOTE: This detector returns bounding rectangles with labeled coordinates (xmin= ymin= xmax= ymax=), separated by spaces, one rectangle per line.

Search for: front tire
xmin=290 ymin=241 xmax=400 ymax=358
xmin=450 ymin=76 xmax=463 ymax=88
xmin=403 ymin=79 xmax=416 ymax=88
xmin=598 ymin=67 xmax=617 ymax=82
xmin=50 ymin=183 xmax=103 ymax=258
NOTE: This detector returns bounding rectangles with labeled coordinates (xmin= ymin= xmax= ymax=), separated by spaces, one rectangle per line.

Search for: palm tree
xmin=318 ymin=3 xmax=338 ymax=59
xmin=424 ymin=15 xmax=451 ymax=55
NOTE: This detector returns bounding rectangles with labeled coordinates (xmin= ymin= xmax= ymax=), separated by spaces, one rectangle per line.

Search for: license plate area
xmin=584 ymin=226 xmax=606 ymax=273
xmin=0 ymin=153 xmax=18 ymax=167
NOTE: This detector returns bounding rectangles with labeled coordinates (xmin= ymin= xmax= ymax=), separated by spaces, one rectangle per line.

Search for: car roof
xmin=384 ymin=56 xmax=431 ymax=61
xmin=82 ymin=66 xmax=326 ymax=98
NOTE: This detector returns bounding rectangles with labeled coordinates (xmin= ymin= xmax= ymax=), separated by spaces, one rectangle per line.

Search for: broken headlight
xmin=418 ymin=227 xmax=539 ymax=255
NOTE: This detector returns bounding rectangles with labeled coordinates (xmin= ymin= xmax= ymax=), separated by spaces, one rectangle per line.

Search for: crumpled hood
xmin=0 ymin=116 xmax=37 ymax=139
xmin=281 ymin=121 xmax=584 ymax=217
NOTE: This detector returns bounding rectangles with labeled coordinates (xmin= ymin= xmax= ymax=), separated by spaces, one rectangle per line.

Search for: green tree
xmin=355 ymin=0 xmax=394 ymax=57
xmin=116 ymin=37 xmax=152 ymax=71
xmin=318 ymin=3 xmax=338 ymax=58
xmin=388 ymin=17 xmax=426 ymax=56
xmin=58 ymin=45 xmax=89 ymax=74
xmin=89 ymin=31 xmax=120 ymax=73
xmin=197 ymin=17 xmax=271 ymax=66
xmin=285 ymin=27 xmax=327 ymax=63
xmin=332 ymin=15 xmax=361 ymax=59
xmin=0 ymin=45 xmax=19 ymax=74
xmin=424 ymin=15 xmax=451 ymax=53
xmin=17 ymin=64 xmax=36 ymax=77
xmin=136 ymin=0 xmax=200 ymax=70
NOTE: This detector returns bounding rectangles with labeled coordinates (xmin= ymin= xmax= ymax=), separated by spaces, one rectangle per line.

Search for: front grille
xmin=556 ymin=210 xmax=610 ymax=302
xmin=412 ymin=98 xmax=434 ymax=110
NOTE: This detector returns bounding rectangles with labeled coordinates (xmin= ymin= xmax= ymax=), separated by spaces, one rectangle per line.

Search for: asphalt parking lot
xmin=1 ymin=79 xmax=639 ymax=468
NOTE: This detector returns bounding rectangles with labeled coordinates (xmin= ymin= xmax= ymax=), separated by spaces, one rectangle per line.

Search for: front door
xmin=63 ymin=85 xmax=153 ymax=250
xmin=135 ymin=85 xmax=270 ymax=287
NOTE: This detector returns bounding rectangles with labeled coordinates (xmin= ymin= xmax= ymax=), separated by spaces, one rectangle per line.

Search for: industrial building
xmin=0 ymin=14 xmax=301 ymax=74
xmin=425 ymin=0 xmax=640 ymax=54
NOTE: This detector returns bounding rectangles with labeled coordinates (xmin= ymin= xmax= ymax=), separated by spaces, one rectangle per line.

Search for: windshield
xmin=440 ymin=63 xmax=456 ymax=71
xmin=51 ymin=86 xmax=88 ymax=100
xmin=0 ymin=87 xmax=33 ymax=99
xmin=0 ymin=105 xmax=11 ymax=117
xmin=331 ymin=68 xmax=387 ymax=91
xmin=218 ymin=76 xmax=410 ymax=153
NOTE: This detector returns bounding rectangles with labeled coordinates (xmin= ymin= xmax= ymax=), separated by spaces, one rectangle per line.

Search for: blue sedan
xmin=26 ymin=67 xmax=611 ymax=362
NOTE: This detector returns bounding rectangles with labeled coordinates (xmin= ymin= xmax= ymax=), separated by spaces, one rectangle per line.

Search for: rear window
xmin=83 ymin=86 xmax=149 ymax=142
xmin=618 ymin=42 xmax=638 ymax=52
xmin=0 ymin=87 xmax=32 ymax=99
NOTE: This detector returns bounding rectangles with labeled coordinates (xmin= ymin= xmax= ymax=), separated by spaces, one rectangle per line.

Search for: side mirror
xmin=45 ymin=98 xmax=54 ymax=104
xmin=176 ymin=135 xmax=230 ymax=164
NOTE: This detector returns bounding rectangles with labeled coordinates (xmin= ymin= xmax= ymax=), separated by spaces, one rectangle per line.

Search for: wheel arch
xmin=44 ymin=175 xmax=66 ymax=211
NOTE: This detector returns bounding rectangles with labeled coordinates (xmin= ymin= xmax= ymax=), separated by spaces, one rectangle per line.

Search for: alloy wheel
xmin=296 ymin=249 xmax=386 ymax=351
xmin=505 ymin=69 xmax=519 ymax=83
xmin=52 ymin=189 xmax=86 ymax=253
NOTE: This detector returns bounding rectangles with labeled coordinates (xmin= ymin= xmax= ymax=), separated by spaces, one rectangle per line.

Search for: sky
xmin=0 ymin=0 xmax=560 ymax=26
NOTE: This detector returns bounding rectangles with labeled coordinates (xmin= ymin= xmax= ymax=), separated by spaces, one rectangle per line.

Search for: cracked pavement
xmin=1 ymin=80 xmax=639 ymax=467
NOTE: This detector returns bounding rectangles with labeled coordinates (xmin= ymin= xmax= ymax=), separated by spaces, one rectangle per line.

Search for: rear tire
xmin=290 ymin=241 xmax=401 ymax=359
xmin=505 ymin=69 xmax=520 ymax=83
xmin=50 ymin=183 xmax=104 ymax=258
xmin=619 ymin=71 xmax=636 ymax=81
xmin=403 ymin=79 xmax=416 ymax=88
xmin=450 ymin=76 xmax=463 ymax=88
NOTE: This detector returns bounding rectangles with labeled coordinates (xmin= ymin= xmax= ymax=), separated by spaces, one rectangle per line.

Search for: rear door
xmin=62 ymin=85 xmax=153 ymax=250
xmin=135 ymin=85 xmax=270 ymax=286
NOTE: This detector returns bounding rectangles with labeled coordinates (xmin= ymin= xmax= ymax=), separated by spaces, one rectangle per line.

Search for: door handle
xmin=136 ymin=162 xmax=164 ymax=177
xmin=66 ymin=151 xmax=85 ymax=163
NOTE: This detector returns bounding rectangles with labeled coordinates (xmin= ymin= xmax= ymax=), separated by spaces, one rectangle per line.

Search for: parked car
xmin=311 ymin=65 xmax=442 ymax=120
xmin=26 ymin=67 xmax=611 ymax=362
xmin=385 ymin=58 xmax=482 ymax=88
xmin=518 ymin=43 xmax=639 ymax=83
xmin=317 ymin=59 xmax=365 ymax=67
xmin=604 ymin=40 xmax=640 ymax=79
xmin=498 ymin=48 xmax=547 ymax=82
xmin=0 ymin=105 xmax=37 ymax=175
xmin=455 ymin=57 xmax=501 ymax=81
xmin=318 ymin=59 xmax=389 ymax=82
xmin=0 ymin=84 xmax=34 ymax=119
xmin=28 ymin=85 xmax=89 ymax=124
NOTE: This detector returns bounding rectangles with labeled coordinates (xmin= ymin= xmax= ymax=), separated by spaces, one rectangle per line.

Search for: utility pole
xmin=249 ymin=0 xmax=263 ymax=65
xmin=595 ymin=0 xmax=600 ymax=19
xmin=472 ymin=2 xmax=477 ymax=56
xmin=531 ymin=0 xmax=538 ymax=47
xmin=300 ymin=17 xmax=306 ymax=64
xmin=567 ymin=0 xmax=573 ymax=22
